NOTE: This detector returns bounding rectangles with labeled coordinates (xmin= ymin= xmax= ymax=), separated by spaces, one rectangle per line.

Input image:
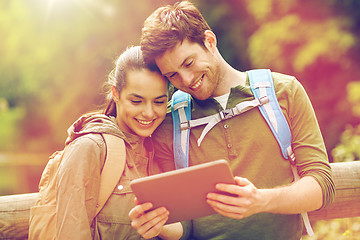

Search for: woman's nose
xmin=142 ymin=104 xmax=155 ymax=118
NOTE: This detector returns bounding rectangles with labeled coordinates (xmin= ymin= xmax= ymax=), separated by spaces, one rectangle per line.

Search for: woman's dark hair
xmin=103 ymin=46 xmax=161 ymax=117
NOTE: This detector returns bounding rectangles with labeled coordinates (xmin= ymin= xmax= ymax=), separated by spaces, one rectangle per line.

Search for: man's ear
xmin=112 ymin=86 xmax=119 ymax=102
xmin=203 ymin=30 xmax=217 ymax=51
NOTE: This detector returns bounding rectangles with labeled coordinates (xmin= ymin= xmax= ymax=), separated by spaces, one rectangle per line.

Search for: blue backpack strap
xmin=170 ymin=70 xmax=313 ymax=236
xmin=248 ymin=69 xmax=314 ymax=236
xmin=248 ymin=69 xmax=292 ymax=161
xmin=171 ymin=90 xmax=191 ymax=169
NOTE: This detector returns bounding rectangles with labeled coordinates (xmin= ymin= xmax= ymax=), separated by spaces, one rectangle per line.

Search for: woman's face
xmin=114 ymin=69 xmax=168 ymax=138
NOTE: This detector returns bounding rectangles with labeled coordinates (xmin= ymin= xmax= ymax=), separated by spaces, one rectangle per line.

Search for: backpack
xmin=28 ymin=133 xmax=126 ymax=240
xmin=171 ymin=69 xmax=313 ymax=236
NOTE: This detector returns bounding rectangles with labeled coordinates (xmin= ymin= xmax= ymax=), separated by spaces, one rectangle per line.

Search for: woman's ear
xmin=203 ymin=30 xmax=217 ymax=51
xmin=111 ymin=86 xmax=119 ymax=102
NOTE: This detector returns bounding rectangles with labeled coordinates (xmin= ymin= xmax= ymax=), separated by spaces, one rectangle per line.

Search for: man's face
xmin=154 ymin=38 xmax=220 ymax=100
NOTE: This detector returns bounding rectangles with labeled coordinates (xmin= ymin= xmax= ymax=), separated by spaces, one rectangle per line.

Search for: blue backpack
xmin=170 ymin=69 xmax=313 ymax=236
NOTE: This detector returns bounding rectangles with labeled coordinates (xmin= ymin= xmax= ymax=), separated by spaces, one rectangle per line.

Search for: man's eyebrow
xmin=162 ymin=55 xmax=194 ymax=76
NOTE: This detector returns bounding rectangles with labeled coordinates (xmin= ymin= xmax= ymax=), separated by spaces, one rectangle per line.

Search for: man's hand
xmin=206 ymin=175 xmax=323 ymax=219
xmin=206 ymin=176 xmax=267 ymax=219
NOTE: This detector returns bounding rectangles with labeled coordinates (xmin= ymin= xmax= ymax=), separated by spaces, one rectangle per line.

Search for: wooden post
xmin=0 ymin=161 xmax=359 ymax=238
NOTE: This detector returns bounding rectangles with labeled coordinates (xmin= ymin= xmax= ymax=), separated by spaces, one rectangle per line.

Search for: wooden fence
xmin=0 ymin=161 xmax=359 ymax=239
xmin=308 ymin=161 xmax=360 ymax=220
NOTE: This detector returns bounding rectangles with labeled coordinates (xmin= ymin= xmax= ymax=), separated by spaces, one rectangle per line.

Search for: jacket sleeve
xmin=56 ymin=135 xmax=104 ymax=239
xmin=285 ymin=77 xmax=335 ymax=209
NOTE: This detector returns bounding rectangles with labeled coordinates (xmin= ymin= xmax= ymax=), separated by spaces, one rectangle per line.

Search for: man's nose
xmin=179 ymin=69 xmax=194 ymax=86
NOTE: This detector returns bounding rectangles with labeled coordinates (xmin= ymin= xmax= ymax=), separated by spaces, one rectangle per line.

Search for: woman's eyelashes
xmin=130 ymin=98 xmax=166 ymax=105
xmin=154 ymin=100 xmax=165 ymax=105
xmin=130 ymin=99 xmax=142 ymax=105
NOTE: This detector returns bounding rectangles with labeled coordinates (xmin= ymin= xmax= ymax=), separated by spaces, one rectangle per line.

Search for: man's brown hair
xmin=141 ymin=1 xmax=211 ymax=64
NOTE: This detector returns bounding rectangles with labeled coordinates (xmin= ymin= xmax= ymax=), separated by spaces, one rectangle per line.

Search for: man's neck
xmin=214 ymin=63 xmax=246 ymax=97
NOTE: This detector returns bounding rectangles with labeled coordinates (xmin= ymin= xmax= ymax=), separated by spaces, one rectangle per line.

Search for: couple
xmin=29 ymin=1 xmax=335 ymax=239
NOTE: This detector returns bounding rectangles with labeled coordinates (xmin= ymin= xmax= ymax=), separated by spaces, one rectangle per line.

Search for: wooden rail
xmin=0 ymin=161 xmax=359 ymax=239
xmin=308 ymin=161 xmax=360 ymax=221
xmin=0 ymin=193 xmax=38 ymax=239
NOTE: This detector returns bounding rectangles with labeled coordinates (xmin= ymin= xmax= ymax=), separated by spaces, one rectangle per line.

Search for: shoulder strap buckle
xmin=258 ymin=96 xmax=269 ymax=105
xmin=219 ymin=108 xmax=235 ymax=120
xmin=180 ymin=121 xmax=191 ymax=130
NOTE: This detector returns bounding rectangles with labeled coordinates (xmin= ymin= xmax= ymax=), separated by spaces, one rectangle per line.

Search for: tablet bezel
xmin=129 ymin=159 xmax=235 ymax=224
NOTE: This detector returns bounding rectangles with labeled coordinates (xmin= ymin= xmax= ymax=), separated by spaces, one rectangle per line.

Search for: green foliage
xmin=303 ymin=217 xmax=360 ymax=240
xmin=0 ymin=0 xmax=162 ymax=152
xmin=245 ymin=0 xmax=273 ymax=22
xmin=1 ymin=0 xmax=358 ymax=155
xmin=244 ymin=0 xmax=297 ymax=22
xmin=236 ymin=0 xmax=360 ymax=155
xmin=248 ymin=11 xmax=355 ymax=72
xmin=197 ymin=0 xmax=251 ymax=70
xmin=347 ymin=82 xmax=360 ymax=117
xmin=0 ymin=167 xmax=17 ymax=196
xmin=332 ymin=125 xmax=360 ymax=162
xmin=331 ymin=81 xmax=360 ymax=162
xmin=0 ymin=103 xmax=25 ymax=151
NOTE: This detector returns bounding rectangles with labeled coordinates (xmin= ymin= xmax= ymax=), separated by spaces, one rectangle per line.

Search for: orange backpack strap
xmin=95 ymin=134 xmax=126 ymax=216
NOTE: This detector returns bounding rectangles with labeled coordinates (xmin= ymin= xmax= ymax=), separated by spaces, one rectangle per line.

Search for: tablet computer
xmin=129 ymin=159 xmax=235 ymax=224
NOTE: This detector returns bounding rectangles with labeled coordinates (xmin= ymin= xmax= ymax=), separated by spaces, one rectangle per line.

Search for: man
xmin=129 ymin=1 xmax=335 ymax=239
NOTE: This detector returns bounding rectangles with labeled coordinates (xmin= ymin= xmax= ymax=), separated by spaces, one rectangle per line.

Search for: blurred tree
xmin=196 ymin=0 xmax=360 ymax=161
xmin=332 ymin=125 xmax=360 ymax=162
xmin=347 ymin=82 xmax=360 ymax=118
xmin=197 ymin=0 xmax=252 ymax=71
xmin=0 ymin=0 xmax=359 ymax=159
xmin=326 ymin=0 xmax=360 ymax=60
xmin=0 ymin=0 xmax=169 ymax=153
xmin=331 ymin=82 xmax=360 ymax=162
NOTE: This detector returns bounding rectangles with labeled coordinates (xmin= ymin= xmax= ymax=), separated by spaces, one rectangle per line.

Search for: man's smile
xmin=189 ymin=74 xmax=204 ymax=91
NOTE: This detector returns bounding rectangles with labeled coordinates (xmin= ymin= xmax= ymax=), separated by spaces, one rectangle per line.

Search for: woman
xmin=29 ymin=46 xmax=181 ymax=239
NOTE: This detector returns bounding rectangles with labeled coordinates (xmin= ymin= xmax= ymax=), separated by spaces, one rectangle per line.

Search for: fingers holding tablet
xmin=129 ymin=202 xmax=169 ymax=239
xmin=129 ymin=160 xmax=235 ymax=223
xmin=206 ymin=176 xmax=264 ymax=219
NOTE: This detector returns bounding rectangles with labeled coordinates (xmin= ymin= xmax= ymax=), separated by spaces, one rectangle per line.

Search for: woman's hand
xmin=129 ymin=200 xmax=169 ymax=239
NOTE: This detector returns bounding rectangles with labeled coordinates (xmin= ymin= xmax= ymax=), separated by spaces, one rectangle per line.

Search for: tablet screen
xmin=130 ymin=159 xmax=235 ymax=224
